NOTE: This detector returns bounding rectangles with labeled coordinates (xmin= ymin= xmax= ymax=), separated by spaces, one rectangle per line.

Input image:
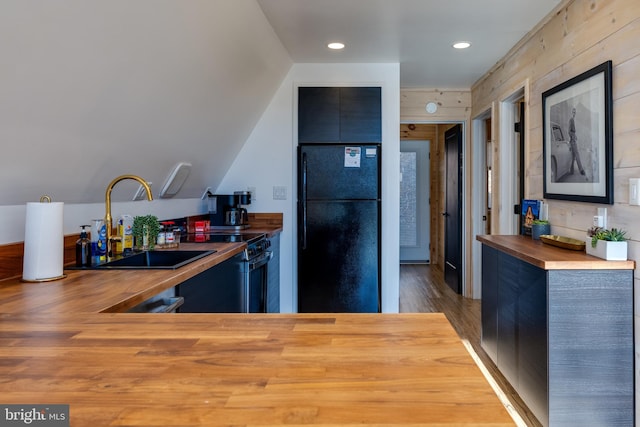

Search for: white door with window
xmin=400 ymin=140 xmax=430 ymax=263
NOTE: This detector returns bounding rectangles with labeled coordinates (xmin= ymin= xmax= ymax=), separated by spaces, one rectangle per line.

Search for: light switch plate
xmin=273 ymin=186 xmax=287 ymax=200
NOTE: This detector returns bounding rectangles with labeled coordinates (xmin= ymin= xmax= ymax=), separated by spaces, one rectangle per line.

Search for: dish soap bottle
xmin=76 ymin=225 xmax=92 ymax=267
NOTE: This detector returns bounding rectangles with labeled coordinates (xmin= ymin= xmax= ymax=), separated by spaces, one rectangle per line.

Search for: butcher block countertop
xmin=0 ymin=313 xmax=514 ymax=426
xmin=0 ymin=225 xmax=515 ymax=426
xmin=0 ymin=240 xmax=247 ymax=315
xmin=0 ymin=225 xmax=282 ymax=315
xmin=477 ymin=234 xmax=635 ymax=270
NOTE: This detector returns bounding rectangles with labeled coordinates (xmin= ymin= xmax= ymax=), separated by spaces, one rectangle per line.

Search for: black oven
xmin=179 ymin=232 xmax=272 ymax=313
xmin=243 ymin=239 xmax=272 ymax=313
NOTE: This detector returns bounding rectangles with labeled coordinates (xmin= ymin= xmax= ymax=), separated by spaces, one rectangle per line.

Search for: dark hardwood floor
xmin=399 ymin=264 xmax=542 ymax=427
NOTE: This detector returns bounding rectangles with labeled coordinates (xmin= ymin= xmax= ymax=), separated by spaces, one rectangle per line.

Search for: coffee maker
xmin=208 ymin=191 xmax=251 ymax=229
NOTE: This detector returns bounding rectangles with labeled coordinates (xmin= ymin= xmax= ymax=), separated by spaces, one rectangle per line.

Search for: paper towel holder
xmin=21 ymin=274 xmax=67 ymax=283
xmin=21 ymin=194 xmax=67 ymax=283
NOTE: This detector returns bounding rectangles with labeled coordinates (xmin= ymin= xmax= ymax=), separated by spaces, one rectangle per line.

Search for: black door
xmin=444 ymin=125 xmax=462 ymax=294
xmin=516 ymin=100 xmax=526 ymax=234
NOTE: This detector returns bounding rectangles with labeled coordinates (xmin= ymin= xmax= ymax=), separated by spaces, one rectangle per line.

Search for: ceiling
xmin=257 ymin=0 xmax=563 ymax=88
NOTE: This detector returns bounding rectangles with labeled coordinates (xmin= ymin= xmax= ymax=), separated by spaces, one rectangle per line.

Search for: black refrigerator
xmin=297 ymin=143 xmax=381 ymax=313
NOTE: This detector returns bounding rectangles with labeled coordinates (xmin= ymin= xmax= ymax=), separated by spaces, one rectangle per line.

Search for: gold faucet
xmin=105 ymin=175 xmax=153 ymax=259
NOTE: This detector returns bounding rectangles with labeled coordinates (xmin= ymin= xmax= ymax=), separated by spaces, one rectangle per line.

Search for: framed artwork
xmin=542 ymin=60 xmax=613 ymax=204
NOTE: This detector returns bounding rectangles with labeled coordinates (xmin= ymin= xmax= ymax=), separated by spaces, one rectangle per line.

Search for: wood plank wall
xmin=402 ymin=1 xmax=640 ymax=303
xmin=471 ymin=0 xmax=640 ymax=405
xmin=473 ymin=0 xmax=640 ymax=242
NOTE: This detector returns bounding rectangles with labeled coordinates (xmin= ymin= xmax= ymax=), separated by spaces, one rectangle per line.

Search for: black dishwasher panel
xmin=176 ymin=253 xmax=244 ymax=313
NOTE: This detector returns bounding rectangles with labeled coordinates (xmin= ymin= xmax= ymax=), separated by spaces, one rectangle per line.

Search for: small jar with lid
xmin=157 ymin=224 xmax=166 ymax=246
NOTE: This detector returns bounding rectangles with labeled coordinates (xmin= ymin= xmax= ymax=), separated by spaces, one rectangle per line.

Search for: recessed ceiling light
xmin=328 ymin=42 xmax=345 ymax=50
xmin=453 ymin=41 xmax=471 ymax=49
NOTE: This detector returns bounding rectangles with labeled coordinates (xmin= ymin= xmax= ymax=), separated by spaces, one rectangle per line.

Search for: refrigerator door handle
xmin=302 ymin=152 xmax=308 ymax=250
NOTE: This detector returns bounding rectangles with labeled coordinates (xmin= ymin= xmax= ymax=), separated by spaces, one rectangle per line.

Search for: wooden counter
xmin=0 ymin=241 xmax=246 ymax=314
xmin=476 ymin=234 xmax=635 ymax=270
xmin=0 ymin=225 xmax=283 ymax=315
xmin=0 ymin=227 xmax=516 ymax=426
xmin=0 ymin=312 xmax=515 ymax=426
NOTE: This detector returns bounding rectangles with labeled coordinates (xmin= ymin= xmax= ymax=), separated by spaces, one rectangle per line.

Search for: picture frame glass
xmin=542 ymin=61 xmax=613 ymax=204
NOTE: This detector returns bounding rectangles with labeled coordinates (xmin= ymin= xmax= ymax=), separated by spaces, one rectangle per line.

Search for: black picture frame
xmin=542 ymin=60 xmax=613 ymax=204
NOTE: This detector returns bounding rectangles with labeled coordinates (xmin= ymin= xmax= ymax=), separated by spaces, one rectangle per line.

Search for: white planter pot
xmin=585 ymin=236 xmax=628 ymax=260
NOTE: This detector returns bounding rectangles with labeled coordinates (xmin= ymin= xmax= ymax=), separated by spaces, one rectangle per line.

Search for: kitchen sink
xmin=93 ymin=250 xmax=216 ymax=270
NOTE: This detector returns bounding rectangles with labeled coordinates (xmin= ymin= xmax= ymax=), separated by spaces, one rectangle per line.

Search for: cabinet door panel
xmin=548 ymin=270 xmax=634 ymax=426
xmin=481 ymin=245 xmax=498 ymax=362
xmin=266 ymin=234 xmax=280 ymax=313
xmin=177 ymin=254 xmax=244 ymax=312
xmin=496 ymin=252 xmax=519 ymax=388
xmin=339 ymin=87 xmax=381 ymax=142
xmin=517 ymin=261 xmax=548 ymax=425
xmin=298 ymin=87 xmax=340 ymax=142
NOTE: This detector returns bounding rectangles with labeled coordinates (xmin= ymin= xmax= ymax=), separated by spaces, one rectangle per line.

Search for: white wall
xmin=218 ymin=63 xmax=401 ymax=313
xmin=0 ymin=198 xmax=208 ymax=245
xmin=0 ymin=0 xmax=291 ymax=206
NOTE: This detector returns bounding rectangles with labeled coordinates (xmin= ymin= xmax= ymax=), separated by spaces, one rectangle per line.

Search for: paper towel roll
xmin=22 ymin=200 xmax=65 ymax=282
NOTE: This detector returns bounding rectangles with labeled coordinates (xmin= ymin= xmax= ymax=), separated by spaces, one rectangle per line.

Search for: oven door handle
xmin=249 ymin=251 xmax=273 ymax=270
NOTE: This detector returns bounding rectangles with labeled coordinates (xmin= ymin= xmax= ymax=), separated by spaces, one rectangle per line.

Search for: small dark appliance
xmin=208 ymin=191 xmax=251 ymax=229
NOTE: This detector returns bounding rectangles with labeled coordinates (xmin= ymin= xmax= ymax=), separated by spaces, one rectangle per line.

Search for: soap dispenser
xmin=76 ymin=225 xmax=92 ymax=267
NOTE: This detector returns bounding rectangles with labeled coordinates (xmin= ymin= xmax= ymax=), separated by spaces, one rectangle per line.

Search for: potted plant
xmin=531 ymin=219 xmax=551 ymax=240
xmin=586 ymin=226 xmax=628 ymax=260
xmin=132 ymin=215 xmax=159 ymax=250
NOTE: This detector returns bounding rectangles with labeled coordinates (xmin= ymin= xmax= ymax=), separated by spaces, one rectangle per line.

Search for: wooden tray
xmin=539 ymin=234 xmax=586 ymax=251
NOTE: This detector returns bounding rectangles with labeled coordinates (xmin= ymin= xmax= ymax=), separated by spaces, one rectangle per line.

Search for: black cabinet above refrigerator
xmin=298 ymin=87 xmax=381 ymax=143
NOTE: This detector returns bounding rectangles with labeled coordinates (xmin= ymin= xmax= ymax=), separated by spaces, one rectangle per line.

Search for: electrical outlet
xmin=597 ymin=207 xmax=607 ymax=229
xmin=273 ymin=186 xmax=287 ymax=200
xmin=593 ymin=215 xmax=604 ymax=228
xmin=247 ymin=186 xmax=256 ymax=201
xmin=201 ymin=187 xmax=213 ymax=200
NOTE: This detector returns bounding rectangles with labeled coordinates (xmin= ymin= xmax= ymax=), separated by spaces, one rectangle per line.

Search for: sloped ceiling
xmin=0 ymin=0 xmax=292 ymax=205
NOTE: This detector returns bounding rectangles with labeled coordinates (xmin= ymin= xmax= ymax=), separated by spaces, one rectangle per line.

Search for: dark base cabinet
xmin=266 ymin=234 xmax=280 ymax=313
xmin=480 ymin=240 xmax=634 ymax=426
xmin=177 ymin=253 xmax=244 ymax=312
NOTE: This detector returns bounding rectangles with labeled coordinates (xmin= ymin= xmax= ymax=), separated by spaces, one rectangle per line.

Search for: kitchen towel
xmin=22 ymin=197 xmax=65 ymax=282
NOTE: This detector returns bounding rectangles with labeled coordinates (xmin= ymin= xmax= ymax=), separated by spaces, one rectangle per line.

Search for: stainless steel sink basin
xmin=94 ymin=250 xmax=216 ymax=269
